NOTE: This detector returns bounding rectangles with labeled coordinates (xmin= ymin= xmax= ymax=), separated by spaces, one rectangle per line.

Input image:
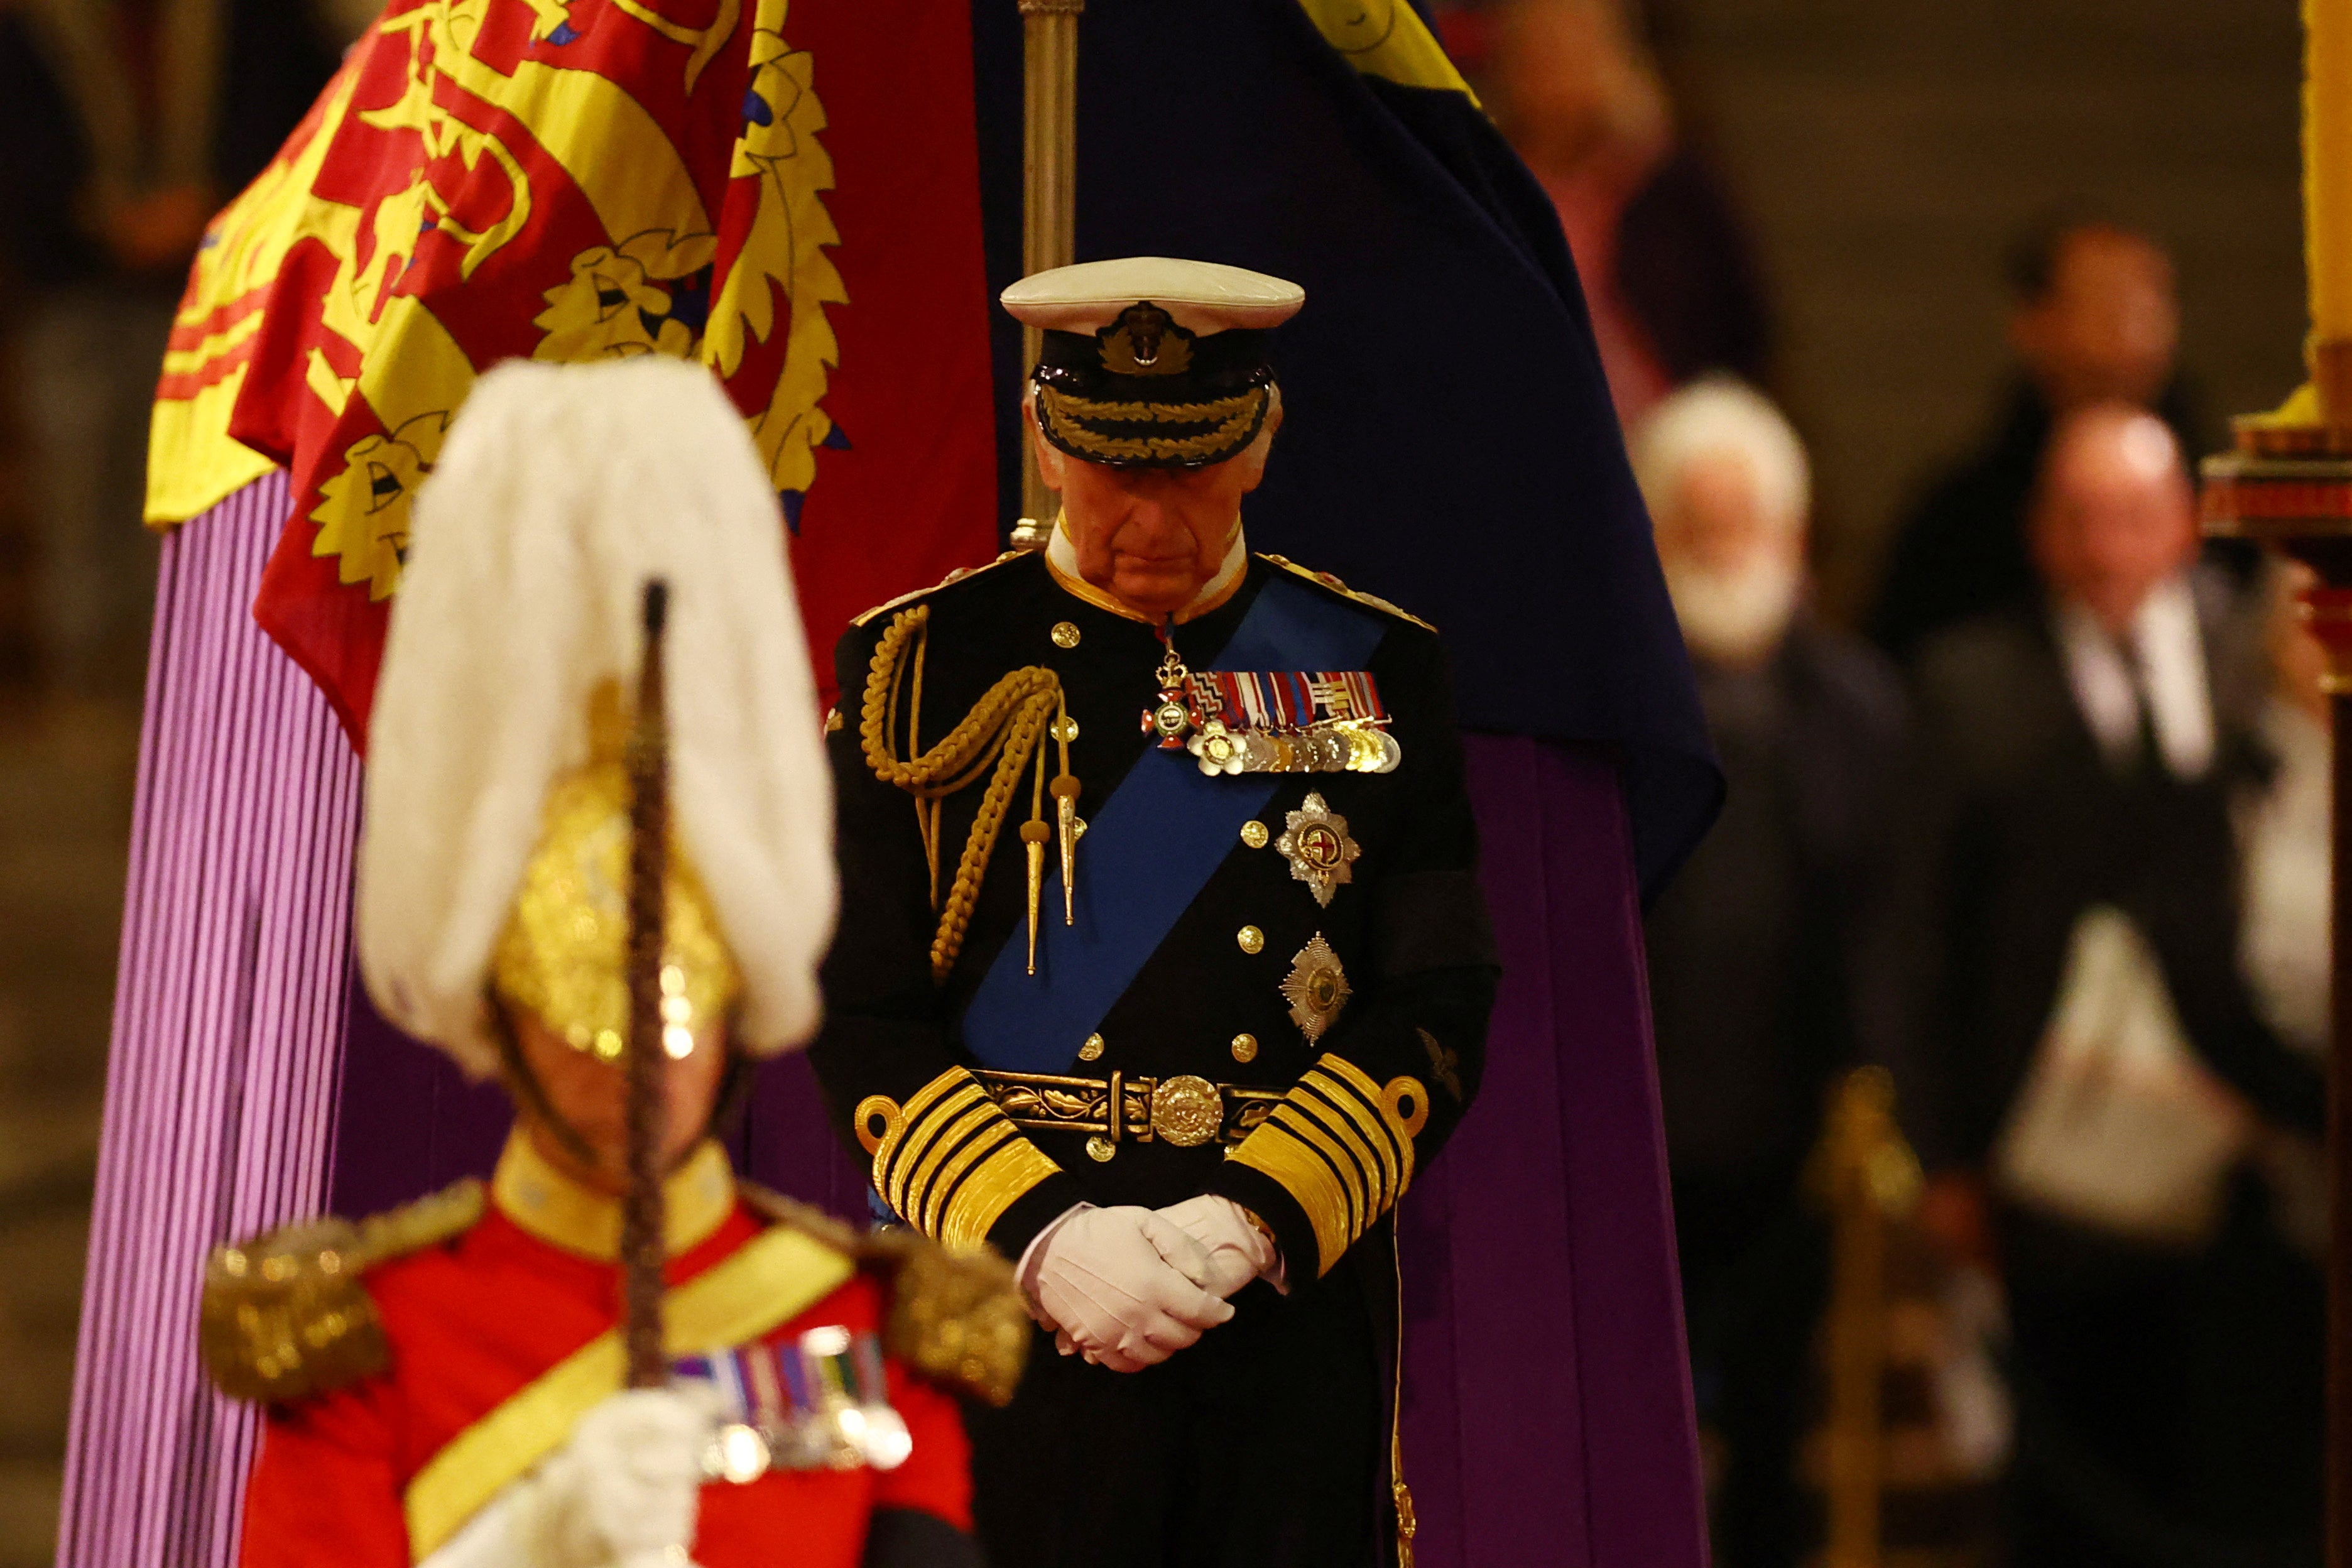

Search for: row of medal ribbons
xmin=673 ymin=1326 xmax=913 ymax=1481
xmin=1187 ymin=668 xmax=1387 ymax=730
xmin=1173 ymin=668 xmax=1402 ymax=777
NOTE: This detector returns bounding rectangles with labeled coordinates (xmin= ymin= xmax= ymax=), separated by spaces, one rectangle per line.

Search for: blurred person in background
xmin=1633 ymin=378 xmax=1908 ymax=1568
xmin=1872 ymin=216 xmax=2205 ymax=664
xmin=1895 ymin=403 xmax=2324 ymax=1568
xmin=0 ymin=0 xmax=339 ymax=699
xmin=1444 ymin=0 xmax=1773 ymax=424
xmin=2231 ymin=564 xmax=2332 ymax=1266
xmin=2236 ymin=562 xmax=2331 ymax=1062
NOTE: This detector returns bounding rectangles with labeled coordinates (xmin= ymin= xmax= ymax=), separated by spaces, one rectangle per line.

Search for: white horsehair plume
xmin=357 ymin=356 xmax=837 ymax=1076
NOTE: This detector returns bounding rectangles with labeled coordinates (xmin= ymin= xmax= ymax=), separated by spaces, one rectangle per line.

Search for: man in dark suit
xmin=1895 ymin=403 xmax=2324 ymax=1568
xmin=1870 ymin=218 xmax=2202 ymax=665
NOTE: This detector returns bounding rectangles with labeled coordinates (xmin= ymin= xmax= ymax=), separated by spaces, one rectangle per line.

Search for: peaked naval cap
xmin=1004 ymin=258 xmax=1304 ymax=469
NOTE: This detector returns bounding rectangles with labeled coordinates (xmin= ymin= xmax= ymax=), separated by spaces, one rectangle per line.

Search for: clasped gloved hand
xmin=1020 ymin=1204 xmax=1235 ymax=1372
xmin=1157 ymin=1194 xmax=1284 ymax=1298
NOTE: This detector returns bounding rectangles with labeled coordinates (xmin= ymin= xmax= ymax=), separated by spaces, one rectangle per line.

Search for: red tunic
xmin=236 ymin=1202 xmax=972 ymax=1568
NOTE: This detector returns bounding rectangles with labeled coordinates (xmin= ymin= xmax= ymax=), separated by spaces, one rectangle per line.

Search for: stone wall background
xmin=1650 ymin=0 xmax=2306 ymax=616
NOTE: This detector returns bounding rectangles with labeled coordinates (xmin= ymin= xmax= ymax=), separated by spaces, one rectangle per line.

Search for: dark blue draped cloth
xmin=971 ymin=0 xmax=1719 ymax=895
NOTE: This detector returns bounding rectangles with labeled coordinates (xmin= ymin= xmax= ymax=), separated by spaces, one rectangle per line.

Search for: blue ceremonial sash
xmin=957 ymin=574 xmax=1385 ymax=1074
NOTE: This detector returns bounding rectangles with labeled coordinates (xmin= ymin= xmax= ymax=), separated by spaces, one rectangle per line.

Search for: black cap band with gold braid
xmin=1030 ymin=302 xmax=1277 ymax=470
xmin=866 ymin=1067 xmax=1065 ymax=1251
xmin=1034 ymin=383 xmax=1272 ymax=467
xmin=1226 ymin=1055 xmax=1427 ymax=1277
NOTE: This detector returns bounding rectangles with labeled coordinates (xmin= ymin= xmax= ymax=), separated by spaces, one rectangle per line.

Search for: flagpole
xmin=1014 ymin=0 xmax=1085 ymax=548
xmin=2199 ymin=7 xmax=2352 ymax=1562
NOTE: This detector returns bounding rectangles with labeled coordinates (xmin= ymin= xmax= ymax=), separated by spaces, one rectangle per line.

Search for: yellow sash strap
xmin=403 ymin=1228 xmax=856 ymax=1560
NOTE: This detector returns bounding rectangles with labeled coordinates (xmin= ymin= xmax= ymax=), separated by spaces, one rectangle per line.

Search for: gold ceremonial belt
xmin=973 ymin=1069 xmax=1286 ymax=1150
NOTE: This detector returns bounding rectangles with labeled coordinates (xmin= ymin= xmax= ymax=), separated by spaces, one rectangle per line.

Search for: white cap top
xmin=1002 ymin=256 xmax=1304 ymax=335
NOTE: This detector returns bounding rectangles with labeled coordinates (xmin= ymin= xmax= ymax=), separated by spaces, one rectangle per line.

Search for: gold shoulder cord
xmin=859 ymin=606 xmax=1077 ymax=981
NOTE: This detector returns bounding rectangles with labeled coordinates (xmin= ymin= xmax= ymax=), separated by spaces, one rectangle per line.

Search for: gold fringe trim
xmin=200 ymin=1180 xmax=487 ymax=1405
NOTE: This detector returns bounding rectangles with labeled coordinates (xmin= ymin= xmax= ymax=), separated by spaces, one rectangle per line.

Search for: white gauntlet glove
xmin=1158 ymin=1194 xmax=1285 ymax=1297
xmin=513 ymin=1386 xmax=715 ymax=1568
xmin=1020 ymin=1205 xmax=1235 ymax=1373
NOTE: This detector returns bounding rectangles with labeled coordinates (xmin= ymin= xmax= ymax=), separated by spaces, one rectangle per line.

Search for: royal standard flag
xmin=150 ymin=0 xmax=1002 ymax=743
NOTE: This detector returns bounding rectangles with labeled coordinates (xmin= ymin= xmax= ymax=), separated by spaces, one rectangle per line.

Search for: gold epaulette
xmin=847 ymin=550 xmax=1028 ymax=628
xmin=200 ymin=1179 xmax=486 ymax=1405
xmin=1257 ymin=553 xmax=1439 ymax=633
xmin=740 ymin=1184 xmax=1030 ymax=1407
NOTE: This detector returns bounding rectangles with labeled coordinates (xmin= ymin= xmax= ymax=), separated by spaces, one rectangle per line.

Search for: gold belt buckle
xmin=1147 ymin=1074 xmax=1223 ymax=1148
xmin=974 ymin=1067 xmax=1273 ymax=1149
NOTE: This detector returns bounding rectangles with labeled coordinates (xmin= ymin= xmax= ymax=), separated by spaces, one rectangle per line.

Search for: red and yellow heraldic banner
xmin=148 ymin=0 xmax=999 ymax=743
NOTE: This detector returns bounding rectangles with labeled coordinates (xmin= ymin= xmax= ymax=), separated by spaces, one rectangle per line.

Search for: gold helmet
xmin=487 ymin=682 xmax=741 ymax=1063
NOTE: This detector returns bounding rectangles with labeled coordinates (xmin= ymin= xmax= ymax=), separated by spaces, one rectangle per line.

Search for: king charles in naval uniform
xmin=201 ymin=358 xmax=1026 ymax=1568
xmin=811 ymin=259 xmax=1501 ymax=1567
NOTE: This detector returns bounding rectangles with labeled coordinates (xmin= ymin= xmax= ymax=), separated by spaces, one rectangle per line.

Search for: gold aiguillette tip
xmin=1020 ymin=820 xmax=1051 ymax=974
xmin=1050 ymin=776 xmax=1081 ymax=925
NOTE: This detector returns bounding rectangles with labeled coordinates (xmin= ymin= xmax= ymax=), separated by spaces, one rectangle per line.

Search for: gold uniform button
xmin=1239 ymin=820 xmax=1270 ymax=849
xmin=1052 ymin=714 xmax=1081 ymax=743
xmin=1238 ymin=926 xmax=1265 ymax=955
xmin=1051 ymin=621 xmax=1082 ymax=650
xmin=1231 ymin=1033 xmax=1259 ymax=1064
xmin=1086 ymin=1135 xmax=1116 ymax=1162
xmin=1077 ymin=1033 xmax=1106 ymax=1062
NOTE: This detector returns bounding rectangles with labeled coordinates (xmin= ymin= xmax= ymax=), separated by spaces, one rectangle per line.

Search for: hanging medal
xmin=1141 ymin=624 xmax=1199 ymax=749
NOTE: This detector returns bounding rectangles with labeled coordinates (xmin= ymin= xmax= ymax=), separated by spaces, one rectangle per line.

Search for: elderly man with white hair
xmin=1630 ymin=378 xmax=1909 ymax=1568
xmin=1896 ymin=401 xmax=2326 ymax=1567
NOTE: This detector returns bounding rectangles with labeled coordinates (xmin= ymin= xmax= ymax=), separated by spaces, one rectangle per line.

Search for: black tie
xmin=2115 ymin=630 xmax=2165 ymax=778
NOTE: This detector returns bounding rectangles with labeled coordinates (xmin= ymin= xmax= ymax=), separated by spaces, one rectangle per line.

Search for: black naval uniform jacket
xmin=810 ymin=547 xmax=1497 ymax=1302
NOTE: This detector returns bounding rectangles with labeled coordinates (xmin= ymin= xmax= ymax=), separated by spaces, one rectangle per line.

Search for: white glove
xmin=1159 ymin=1194 xmax=1284 ymax=1297
xmin=1021 ymin=1205 xmax=1235 ymax=1372
xmin=514 ymin=1386 xmax=715 ymax=1568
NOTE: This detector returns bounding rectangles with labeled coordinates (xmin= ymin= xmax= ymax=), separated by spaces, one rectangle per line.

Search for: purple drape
xmin=58 ymin=474 xmax=364 ymax=1568
xmin=1396 ymin=736 xmax=1707 ymax=1568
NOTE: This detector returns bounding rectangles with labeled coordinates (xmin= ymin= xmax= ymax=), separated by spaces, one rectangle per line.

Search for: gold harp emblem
xmin=1100 ymin=303 xmax=1194 ymax=378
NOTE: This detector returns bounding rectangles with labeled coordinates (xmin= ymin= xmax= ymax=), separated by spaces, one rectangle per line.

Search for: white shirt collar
xmin=1044 ymin=515 xmax=1250 ymax=624
xmin=2053 ymin=574 xmax=2214 ymax=780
